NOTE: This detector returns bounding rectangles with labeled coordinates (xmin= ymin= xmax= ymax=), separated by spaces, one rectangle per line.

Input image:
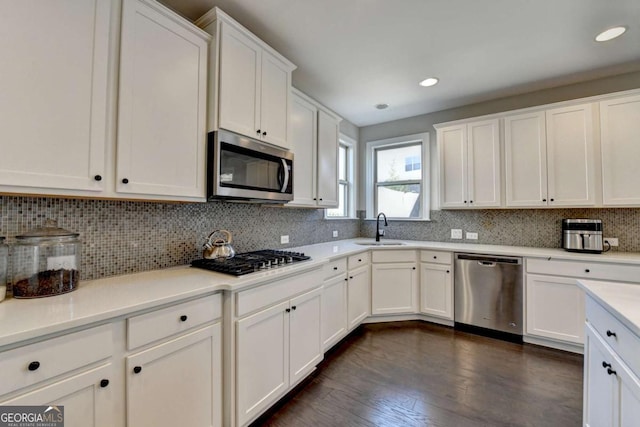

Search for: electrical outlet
xmin=280 ymin=235 xmax=289 ymax=244
xmin=451 ymin=229 xmax=463 ymax=239
xmin=332 ymin=230 xmax=338 ymax=238
xmin=47 ymin=255 xmax=77 ymax=270
xmin=604 ymin=237 xmax=618 ymax=247
xmin=466 ymin=232 xmax=478 ymax=240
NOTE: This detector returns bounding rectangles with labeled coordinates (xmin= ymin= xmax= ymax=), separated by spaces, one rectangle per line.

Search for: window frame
xmin=325 ymin=134 xmax=357 ymax=219
xmin=365 ymin=132 xmax=430 ymax=220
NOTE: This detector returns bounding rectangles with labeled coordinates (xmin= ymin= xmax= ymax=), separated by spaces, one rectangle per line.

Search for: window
xmin=366 ymin=133 xmax=430 ymax=220
xmin=326 ymin=135 xmax=356 ymax=218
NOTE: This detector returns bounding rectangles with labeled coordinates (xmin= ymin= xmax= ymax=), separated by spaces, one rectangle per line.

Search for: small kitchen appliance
xmin=562 ymin=219 xmax=604 ymax=253
xmin=192 ymin=250 xmax=310 ymax=276
xmin=202 ymin=229 xmax=236 ymax=261
xmin=12 ymin=220 xmax=81 ymax=298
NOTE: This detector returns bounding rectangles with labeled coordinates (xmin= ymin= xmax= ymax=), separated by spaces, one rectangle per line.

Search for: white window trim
xmin=365 ymin=132 xmax=430 ymax=220
xmin=325 ymin=133 xmax=358 ymax=219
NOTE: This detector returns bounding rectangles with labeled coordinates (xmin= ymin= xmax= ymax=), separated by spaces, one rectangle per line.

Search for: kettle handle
xmin=205 ymin=229 xmax=233 ymax=246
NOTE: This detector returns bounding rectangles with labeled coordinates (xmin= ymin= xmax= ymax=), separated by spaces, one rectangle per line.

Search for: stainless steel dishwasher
xmin=454 ymin=253 xmax=523 ymax=341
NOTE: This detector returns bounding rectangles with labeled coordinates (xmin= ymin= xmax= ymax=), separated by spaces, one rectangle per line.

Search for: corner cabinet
xmin=371 ymin=250 xmax=418 ymax=315
xmin=600 ymin=94 xmax=640 ymax=206
xmin=197 ymin=8 xmax=296 ymax=150
xmin=289 ymin=89 xmax=341 ymax=208
xmin=438 ymin=119 xmax=501 ymax=208
xmin=117 ymin=0 xmax=209 ymax=200
xmin=419 ymin=250 xmax=454 ymax=320
xmin=504 ymin=104 xmax=595 ymax=207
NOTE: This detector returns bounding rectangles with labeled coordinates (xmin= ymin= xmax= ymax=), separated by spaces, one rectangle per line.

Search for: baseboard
xmin=524 ymin=335 xmax=584 ymax=354
xmin=364 ymin=313 xmax=454 ymax=327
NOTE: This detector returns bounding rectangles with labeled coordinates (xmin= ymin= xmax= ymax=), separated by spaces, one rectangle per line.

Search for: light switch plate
xmin=451 ymin=229 xmax=463 ymax=239
xmin=466 ymin=232 xmax=478 ymax=240
xmin=280 ymin=235 xmax=289 ymax=244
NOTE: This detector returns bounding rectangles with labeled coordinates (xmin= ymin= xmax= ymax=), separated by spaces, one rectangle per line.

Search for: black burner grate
xmin=191 ymin=250 xmax=310 ymax=276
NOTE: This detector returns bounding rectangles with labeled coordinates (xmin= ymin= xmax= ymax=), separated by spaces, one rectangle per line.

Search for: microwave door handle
xmin=280 ymin=159 xmax=289 ymax=192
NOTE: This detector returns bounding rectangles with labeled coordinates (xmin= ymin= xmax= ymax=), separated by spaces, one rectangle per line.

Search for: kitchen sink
xmin=354 ymin=241 xmax=407 ymax=246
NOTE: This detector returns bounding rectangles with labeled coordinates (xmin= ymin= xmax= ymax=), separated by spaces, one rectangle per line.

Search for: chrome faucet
xmin=375 ymin=212 xmax=388 ymax=242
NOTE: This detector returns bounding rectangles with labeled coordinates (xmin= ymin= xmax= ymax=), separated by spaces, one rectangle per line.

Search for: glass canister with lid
xmin=0 ymin=237 xmax=7 ymax=302
xmin=12 ymin=220 xmax=81 ymax=298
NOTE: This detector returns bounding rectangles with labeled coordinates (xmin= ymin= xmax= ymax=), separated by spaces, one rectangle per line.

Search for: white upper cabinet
xmin=505 ymin=104 xmax=595 ymax=207
xmin=0 ymin=0 xmax=115 ymax=195
xmin=439 ymin=119 xmax=500 ymax=208
xmin=600 ymin=94 xmax=640 ymax=206
xmin=197 ymin=8 xmax=296 ymax=150
xmin=288 ymin=89 xmax=341 ymax=208
xmin=117 ymin=0 xmax=209 ymax=200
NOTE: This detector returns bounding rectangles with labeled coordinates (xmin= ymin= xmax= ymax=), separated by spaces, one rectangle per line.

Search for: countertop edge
xmin=577 ymin=279 xmax=640 ymax=338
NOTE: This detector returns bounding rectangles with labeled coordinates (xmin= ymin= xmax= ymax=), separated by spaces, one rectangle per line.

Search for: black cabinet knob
xmin=607 ymin=368 xmax=617 ymax=376
xmin=180 ymin=315 xmax=188 ymax=322
xmin=349 ymin=276 xmax=353 ymax=279
xmin=285 ymin=308 xmax=291 ymax=313
xmin=256 ymin=129 xmax=261 ymax=134
xmin=28 ymin=361 xmax=40 ymax=371
xmin=602 ymin=361 xmax=612 ymax=369
xmin=446 ymin=270 xmax=450 ymax=273
xmin=122 ymin=178 xmax=129 ymax=184
xmin=262 ymin=131 xmax=267 ymax=136
xmin=433 ymin=256 xmax=437 ymax=259
xmin=550 ymin=198 xmax=555 ymax=202
xmin=542 ymin=199 xmax=547 ymax=202
xmin=358 ymin=259 xmax=362 ymax=262
xmin=319 ymin=198 xmax=323 ymax=201
xmin=469 ymin=200 xmax=473 ymax=204
xmin=291 ymin=306 xmax=297 ymax=310
xmin=585 ymin=269 xmax=590 ymax=273
xmin=333 ymin=266 xmax=338 ymax=270
xmin=94 ymin=175 xmax=102 ymax=181
xmin=133 ymin=366 xmax=142 ymax=374
xmin=463 ymin=200 xmax=467 ymax=203
xmin=313 ymin=198 xmax=317 ymax=201
xmin=344 ymin=278 xmax=348 ymax=281
xmin=100 ymin=379 xmax=109 ymax=388
xmin=606 ymin=330 xmax=617 ymax=338
xmin=412 ymin=267 xmax=416 ymax=270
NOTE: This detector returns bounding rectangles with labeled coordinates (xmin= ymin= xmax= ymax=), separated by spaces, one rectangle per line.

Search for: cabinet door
xmin=619 ymin=357 xmax=640 ymax=427
xmin=127 ymin=325 xmax=220 ymax=427
xmin=117 ymin=0 xmax=208 ymax=199
xmin=289 ymin=288 xmax=323 ymax=385
xmin=545 ymin=104 xmax=595 ymax=206
xmin=260 ymin=51 xmax=290 ymax=149
xmin=218 ymin=21 xmax=261 ymax=139
xmin=420 ymin=263 xmax=453 ymax=320
xmin=600 ymin=95 xmax=640 ymax=206
xmin=371 ymin=263 xmax=418 ymax=315
xmin=316 ymin=109 xmax=339 ymax=207
xmin=0 ymin=0 xmax=113 ymax=194
xmin=289 ymin=93 xmax=318 ymax=206
xmin=584 ymin=326 xmax=617 ymax=427
xmin=504 ymin=112 xmax=548 ymax=207
xmin=526 ymin=274 xmax=585 ymax=344
xmin=236 ymin=301 xmax=289 ymax=426
xmin=0 ymin=364 xmax=116 ymax=427
xmin=468 ymin=119 xmax=501 ymax=207
xmin=438 ymin=125 xmax=468 ymax=208
xmin=347 ymin=265 xmax=371 ymax=330
xmin=322 ymin=275 xmax=348 ymax=350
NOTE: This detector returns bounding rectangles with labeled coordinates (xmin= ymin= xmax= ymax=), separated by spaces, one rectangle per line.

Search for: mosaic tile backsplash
xmin=2 ymin=196 xmax=640 ymax=286
xmin=361 ymin=208 xmax=640 ymax=252
xmin=0 ymin=196 xmax=359 ymax=282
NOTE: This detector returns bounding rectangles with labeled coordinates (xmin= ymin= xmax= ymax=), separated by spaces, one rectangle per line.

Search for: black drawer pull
xmin=133 ymin=366 xmax=142 ymax=374
xmin=100 ymin=379 xmax=109 ymax=388
xmin=606 ymin=330 xmax=617 ymax=338
xmin=291 ymin=306 xmax=297 ymax=310
xmin=94 ymin=175 xmax=102 ymax=181
xmin=180 ymin=315 xmax=188 ymax=322
xmin=446 ymin=270 xmax=450 ymax=273
xmin=122 ymin=178 xmax=129 ymax=184
xmin=28 ymin=361 xmax=40 ymax=371
xmin=607 ymin=368 xmax=617 ymax=376
xmin=602 ymin=361 xmax=612 ymax=369
xmin=285 ymin=308 xmax=291 ymax=313
xmin=358 ymin=259 xmax=362 ymax=262
xmin=333 ymin=266 xmax=338 ymax=270
xmin=585 ymin=269 xmax=590 ymax=273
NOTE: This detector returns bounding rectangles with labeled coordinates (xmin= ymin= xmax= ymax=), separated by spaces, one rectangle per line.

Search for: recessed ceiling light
xmin=419 ymin=77 xmax=439 ymax=87
xmin=595 ymin=26 xmax=627 ymax=42
xmin=375 ymin=103 xmax=389 ymax=110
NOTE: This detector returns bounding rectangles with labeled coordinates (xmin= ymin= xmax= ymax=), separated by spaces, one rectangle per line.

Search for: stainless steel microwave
xmin=207 ymin=130 xmax=293 ymax=203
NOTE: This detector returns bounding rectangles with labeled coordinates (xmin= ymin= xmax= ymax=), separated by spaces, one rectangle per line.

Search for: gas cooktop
xmin=191 ymin=249 xmax=311 ymax=276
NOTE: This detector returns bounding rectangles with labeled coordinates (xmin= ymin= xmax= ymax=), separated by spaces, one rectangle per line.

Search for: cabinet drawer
xmin=526 ymin=258 xmax=640 ymax=283
xmin=371 ymin=250 xmax=416 ymax=263
xmin=128 ymin=294 xmax=221 ymax=350
xmin=236 ymin=267 xmax=323 ymax=318
xmin=587 ymin=296 xmax=640 ymax=378
xmin=324 ymin=258 xmax=347 ymax=280
xmin=420 ymin=250 xmax=452 ymax=265
xmin=0 ymin=324 xmax=113 ymax=396
xmin=348 ymin=252 xmax=370 ymax=269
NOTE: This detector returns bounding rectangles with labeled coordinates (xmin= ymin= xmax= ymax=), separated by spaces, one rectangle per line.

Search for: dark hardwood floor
xmin=254 ymin=321 xmax=584 ymax=427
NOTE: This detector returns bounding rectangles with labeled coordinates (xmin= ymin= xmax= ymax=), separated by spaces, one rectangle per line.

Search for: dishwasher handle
xmin=455 ymin=253 xmax=522 ymax=265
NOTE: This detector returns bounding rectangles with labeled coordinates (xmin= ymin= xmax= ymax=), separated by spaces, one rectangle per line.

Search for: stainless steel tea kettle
xmin=203 ymin=230 xmax=236 ymax=261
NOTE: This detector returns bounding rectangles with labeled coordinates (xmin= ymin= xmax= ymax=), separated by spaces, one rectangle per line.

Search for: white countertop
xmin=578 ymin=279 xmax=640 ymax=337
xmin=2 ymin=237 xmax=640 ymax=349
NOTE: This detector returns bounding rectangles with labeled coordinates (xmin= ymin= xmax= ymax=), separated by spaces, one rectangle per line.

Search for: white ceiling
xmin=159 ymin=0 xmax=640 ymax=127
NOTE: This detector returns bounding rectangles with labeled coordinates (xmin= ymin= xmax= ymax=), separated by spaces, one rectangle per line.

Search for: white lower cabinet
xmin=526 ymin=274 xmax=585 ymax=344
xmin=322 ymin=274 xmax=348 ymax=349
xmin=127 ymin=324 xmax=222 ymax=427
xmin=347 ymin=265 xmax=371 ymax=329
xmin=419 ymin=263 xmax=453 ymax=320
xmin=371 ymin=262 xmax=418 ymax=315
xmin=0 ymin=364 xmax=116 ymax=427
xmin=236 ymin=287 xmax=322 ymax=426
xmin=584 ymin=319 xmax=640 ymax=426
